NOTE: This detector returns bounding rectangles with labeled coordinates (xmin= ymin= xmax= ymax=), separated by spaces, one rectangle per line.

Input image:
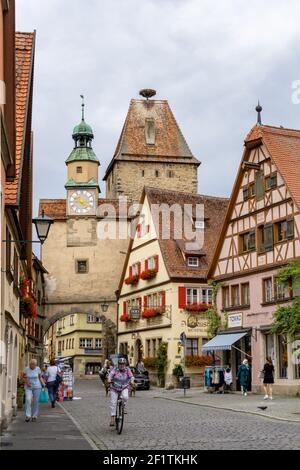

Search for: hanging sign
xmin=130 ymin=307 xmax=141 ymax=320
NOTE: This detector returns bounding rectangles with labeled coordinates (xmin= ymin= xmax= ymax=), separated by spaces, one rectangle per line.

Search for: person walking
xmin=23 ymin=359 xmax=45 ymax=422
xmin=46 ymin=359 xmax=61 ymax=408
xmin=262 ymin=356 xmax=275 ymax=400
xmin=237 ymin=359 xmax=251 ymax=396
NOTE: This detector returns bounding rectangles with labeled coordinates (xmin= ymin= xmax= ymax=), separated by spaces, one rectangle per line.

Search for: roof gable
xmin=104 ymin=98 xmax=200 ymax=179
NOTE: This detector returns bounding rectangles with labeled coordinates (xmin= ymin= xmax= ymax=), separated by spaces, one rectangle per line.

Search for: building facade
xmin=208 ymin=123 xmax=300 ymax=395
xmin=1 ymin=20 xmax=36 ymax=429
xmin=117 ymin=187 xmax=228 ymax=386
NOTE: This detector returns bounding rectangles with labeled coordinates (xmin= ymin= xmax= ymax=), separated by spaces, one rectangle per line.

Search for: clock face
xmin=69 ymin=190 xmax=95 ymax=214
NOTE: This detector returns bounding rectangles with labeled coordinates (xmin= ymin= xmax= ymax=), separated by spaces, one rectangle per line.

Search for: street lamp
xmin=32 ymin=210 xmax=54 ymax=245
xmin=100 ymin=300 xmax=109 ymax=313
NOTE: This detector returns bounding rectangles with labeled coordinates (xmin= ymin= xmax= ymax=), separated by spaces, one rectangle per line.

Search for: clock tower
xmin=65 ymin=97 xmax=100 ymax=216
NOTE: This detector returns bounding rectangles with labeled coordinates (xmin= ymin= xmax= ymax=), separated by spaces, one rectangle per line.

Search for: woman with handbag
xmin=262 ymin=356 xmax=275 ymax=400
xmin=23 ymin=359 xmax=46 ymax=422
xmin=46 ymin=359 xmax=62 ymax=408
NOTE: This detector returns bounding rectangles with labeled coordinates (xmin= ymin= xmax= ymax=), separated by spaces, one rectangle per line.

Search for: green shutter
xmin=255 ymin=171 xmax=265 ymax=200
xmin=287 ymin=219 xmax=294 ymax=239
xmin=263 ymin=224 xmax=273 ymax=250
xmin=249 ymin=231 xmax=256 ymax=250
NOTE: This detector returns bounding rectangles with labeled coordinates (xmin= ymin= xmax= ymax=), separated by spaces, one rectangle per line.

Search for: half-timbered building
xmin=207 ymin=121 xmax=300 ymax=395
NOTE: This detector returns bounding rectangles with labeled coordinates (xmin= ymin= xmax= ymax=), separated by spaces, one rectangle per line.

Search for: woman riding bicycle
xmin=107 ymin=357 xmax=134 ymax=426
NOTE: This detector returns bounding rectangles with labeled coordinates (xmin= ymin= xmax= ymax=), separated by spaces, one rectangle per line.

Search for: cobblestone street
xmin=60 ymin=380 xmax=300 ymax=450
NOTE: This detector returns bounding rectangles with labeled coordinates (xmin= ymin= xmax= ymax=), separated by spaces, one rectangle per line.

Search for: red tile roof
xmin=145 ymin=187 xmax=229 ymax=280
xmin=5 ymin=32 xmax=35 ymax=206
xmin=39 ymin=198 xmax=134 ymax=220
xmin=245 ymin=124 xmax=300 ymax=209
xmin=104 ymin=99 xmax=200 ymax=180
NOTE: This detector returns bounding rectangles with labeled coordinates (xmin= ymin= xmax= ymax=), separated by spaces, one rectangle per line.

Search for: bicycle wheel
xmin=115 ymin=400 xmax=124 ymax=435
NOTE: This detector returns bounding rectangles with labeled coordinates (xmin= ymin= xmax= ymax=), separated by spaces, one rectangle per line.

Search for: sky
xmin=16 ymin=0 xmax=300 ymax=216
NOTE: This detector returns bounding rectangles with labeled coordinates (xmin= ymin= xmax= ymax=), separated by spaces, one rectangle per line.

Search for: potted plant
xmin=172 ymin=364 xmax=184 ymax=387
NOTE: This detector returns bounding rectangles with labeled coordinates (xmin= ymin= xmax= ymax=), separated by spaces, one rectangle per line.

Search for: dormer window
xmin=145 ymin=118 xmax=155 ymax=145
xmin=76 ymin=166 xmax=82 ymax=174
xmin=187 ymin=257 xmax=199 ymax=267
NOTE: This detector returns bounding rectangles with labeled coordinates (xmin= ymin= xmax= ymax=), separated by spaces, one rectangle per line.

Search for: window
xmin=278 ymin=334 xmax=288 ymax=378
xmin=202 ymin=288 xmax=213 ymax=304
xmin=95 ymin=339 xmax=102 ymax=349
xmin=148 ymin=256 xmax=156 ymax=270
xmin=155 ymin=170 xmax=159 ymax=177
xmin=263 ymin=278 xmax=273 ymax=303
xmin=186 ymin=288 xmax=199 ymax=304
xmin=66 ymin=339 xmax=69 ymax=349
xmin=222 ymin=286 xmax=230 ymax=308
xmin=76 ymin=166 xmax=82 ymax=174
xmin=240 ymin=231 xmax=256 ymax=252
xmin=141 ymin=170 xmax=145 ymax=177
xmin=186 ymin=338 xmax=198 ymax=356
xmin=80 ymin=338 xmax=93 ymax=348
xmin=168 ymin=170 xmax=174 ymax=178
xmin=70 ymin=315 xmax=74 ymax=326
xmin=255 ymin=171 xmax=265 ymax=200
xmin=58 ymin=341 xmax=61 ymax=354
xmin=275 ymin=219 xmax=294 ymax=242
xmin=259 ymin=224 xmax=273 ymax=252
xmin=87 ymin=314 xmax=94 ymax=323
xmin=146 ymin=339 xmax=151 ymax=357
xmin=132 ymin=263 xmax=139 ymax=276
xmin=231 ymin=285 xmax=240 ymax=306
xmin=152 ymin=339 xmax=157 ymax=357
xmin=242 ymin=183 xmax=255 ymax=201
xmin=241 ymin=283 xmax=250 ymax=306
xmin=187 ymin=257 xmax=199 ymax=267
xmin=72 ymin=338 xmax=74 ymax=349
xmin=266 ymin=173 xmax=277 ymax=190
xmin=76 ymin=260 xmax=88 ymax=273
xmin=158 ymin=338 xmax=162 ymax=349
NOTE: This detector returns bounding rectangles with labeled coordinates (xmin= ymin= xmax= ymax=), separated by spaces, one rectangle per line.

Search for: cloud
xmin=16 ymin=0 xmax=300 ymax=213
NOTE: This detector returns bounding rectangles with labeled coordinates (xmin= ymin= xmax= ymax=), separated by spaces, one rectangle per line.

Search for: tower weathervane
xmin=256 ymin=100 xmax=262 ymax=125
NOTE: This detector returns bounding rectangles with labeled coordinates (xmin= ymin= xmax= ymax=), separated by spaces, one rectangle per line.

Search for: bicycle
xmin=114 ymin=384 xmax=130 ymax=435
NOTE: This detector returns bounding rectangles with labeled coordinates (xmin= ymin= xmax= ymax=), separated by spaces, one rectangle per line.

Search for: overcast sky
xmin=16 ymin=0 xmax=300 ymax=215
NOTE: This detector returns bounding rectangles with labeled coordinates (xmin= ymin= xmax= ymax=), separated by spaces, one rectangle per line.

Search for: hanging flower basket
xmin=124 ymin=274 xmax=139 ymax=286
xmin=184 ymin=303 xmax=212 ymax=313
xmin=20 ymin=293 xmax=38 ymax=319
xmin=142 ymin=306 xmax=165 ymax=319
xmin=140 ymin=269 xmax=157 ymax=280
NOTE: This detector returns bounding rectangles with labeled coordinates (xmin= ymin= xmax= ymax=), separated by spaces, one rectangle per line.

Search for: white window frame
xmin=186 ymin=287 xmax=212 ymax=304
xmin=80 ymin=338 xmax=93 ymax=348
xmin=132 ymin=263 xmax=139 ymax=276
xmin=148 ymin=256 xmax=156 ymax=270
xmin=95 ymin=338 xmax=102 ymax=349
xmin=187 ymin=257 xmax=199 ymax=267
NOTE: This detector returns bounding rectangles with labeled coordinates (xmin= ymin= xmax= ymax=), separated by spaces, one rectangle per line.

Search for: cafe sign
xmin=228 ymin=313 xmax=243 ymax=328
xmin=130 ymin=307 xmax=141 ymax=321
xmin=186 ymin=315 xmax=208 ymax=332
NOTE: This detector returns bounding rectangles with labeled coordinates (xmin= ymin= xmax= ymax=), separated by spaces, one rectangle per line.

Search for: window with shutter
xmin=243 ymin=187 xmax=249 ymax=201
xmin=263 ymin=224 xmax=273 ymax=251
xmin=255 ymin=171 xmax=265 ymax=200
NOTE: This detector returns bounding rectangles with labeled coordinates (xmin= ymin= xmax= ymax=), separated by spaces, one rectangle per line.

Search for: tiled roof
xmin=145 ymin=187 xmax=229 ymax=280
xmin=5 ymin=32 xmax=35 ymax=206
xmin=245 ymin=124 xmax=300 ymax=209
xmin=39 ymin=198 xmax=133 ymax=220
xmin=103 ymin=99 xmax=200 ymax=180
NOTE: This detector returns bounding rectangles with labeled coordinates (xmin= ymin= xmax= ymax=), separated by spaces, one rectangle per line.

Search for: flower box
xmin=140 ymin=269 xmax=157 ymax=280
xmin=184 ymin=302 xmax=212 ymax=313
xmin=124 ymin=274 xmax=139 ymax=286
xmin=185 ymin=354 xmax=214 ymax=367
xmin=142 ymin=306 xmax=165 ymax=319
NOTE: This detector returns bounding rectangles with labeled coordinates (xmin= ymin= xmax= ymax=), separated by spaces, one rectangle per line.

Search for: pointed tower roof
xmin=103 ymin=92 xmax=200 ymax=180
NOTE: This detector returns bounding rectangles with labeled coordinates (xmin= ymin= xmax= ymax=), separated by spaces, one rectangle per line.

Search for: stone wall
xmin=106 ymin=161 xmax=198 ymax=203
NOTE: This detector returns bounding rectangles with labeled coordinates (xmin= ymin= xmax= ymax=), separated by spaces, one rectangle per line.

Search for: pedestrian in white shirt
xmin=46 ymin=359 xmax=61 ymax=408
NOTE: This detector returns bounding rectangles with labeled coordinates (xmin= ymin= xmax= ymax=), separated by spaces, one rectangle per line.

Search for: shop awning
xmin=202 ymin=332 xmax=247 ymax=351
